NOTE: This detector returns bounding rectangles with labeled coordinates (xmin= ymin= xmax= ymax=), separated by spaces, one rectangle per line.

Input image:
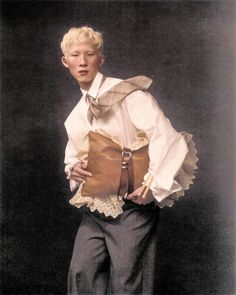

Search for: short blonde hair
xmin=60 ymin=26 xmax=103 ymax=55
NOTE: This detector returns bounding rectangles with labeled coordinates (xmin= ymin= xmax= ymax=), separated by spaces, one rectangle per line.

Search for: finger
xmin=142 ymin=175 xmax=153 ymax=198
xmin=72 ymin=173 xmax=88 ymax=181
xmin=78 ymin=170 xmax=92 ymax=177
xmin=71 ymin=170 xmax=87 ymax=180
xmin=73 ymin=169 xmax=92 ymax=177
xmin=71 ymin=175 xmax=85 ymax=182
xmin=127 ymin=195 xmax=140 ymax=202
xmin=127 ymin=185 xmax=144 ymax=199
xmin=126 ymin=192 xmax=136 ymax=200
xmin=141 ymin=188 xmax=148 ymax=199
xmin=72 ymin=162 xmax=92 ymax=176
xmin=137 ymin=186 xmax=145 ymax=197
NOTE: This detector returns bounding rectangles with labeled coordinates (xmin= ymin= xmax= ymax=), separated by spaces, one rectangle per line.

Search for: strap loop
xmin=118 ymin=148 xmax=132 ymax=196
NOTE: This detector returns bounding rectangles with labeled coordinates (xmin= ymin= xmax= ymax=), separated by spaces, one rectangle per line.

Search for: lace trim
xmin=69 ymin=185 xmax=125 ymax=218
xmin=158 ymin=131 xmax=198 ymax=207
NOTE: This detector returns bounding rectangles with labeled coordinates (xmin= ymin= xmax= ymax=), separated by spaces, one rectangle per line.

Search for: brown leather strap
xmin=118 ymin=148 xmax=132 ymax=196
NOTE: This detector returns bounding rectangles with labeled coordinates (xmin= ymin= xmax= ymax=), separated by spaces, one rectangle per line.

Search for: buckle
xmin=122 ymin=150 xmax=132 ymax=169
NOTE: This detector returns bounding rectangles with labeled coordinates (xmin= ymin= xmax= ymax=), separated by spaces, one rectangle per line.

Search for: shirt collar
xmin=80 ymin=72 xmax=103 ymax=99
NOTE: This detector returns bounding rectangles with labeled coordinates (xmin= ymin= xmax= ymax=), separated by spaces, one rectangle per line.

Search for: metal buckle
xmin=122 ymin=150 xmax=132 ymax=169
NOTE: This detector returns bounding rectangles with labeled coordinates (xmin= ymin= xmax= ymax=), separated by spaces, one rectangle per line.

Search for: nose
xmin=79 ymin=54 xmax=87 ymax=67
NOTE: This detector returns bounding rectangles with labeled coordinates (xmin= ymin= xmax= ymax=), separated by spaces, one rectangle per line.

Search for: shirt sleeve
xmin=125 ymin=90 xmax=188 ymax=202
xmin=64 ymin=135 xmax=82 ymax=191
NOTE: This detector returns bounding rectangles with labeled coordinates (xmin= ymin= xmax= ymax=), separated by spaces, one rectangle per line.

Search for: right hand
xmin=71 ymin=162 xmax=92 ymax=182
xmin=127 ymin=186 xmax=154 ymax=205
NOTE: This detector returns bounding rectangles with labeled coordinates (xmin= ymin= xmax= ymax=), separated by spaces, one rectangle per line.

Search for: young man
xmin=61 ymin=26 xmax=197 ymax=295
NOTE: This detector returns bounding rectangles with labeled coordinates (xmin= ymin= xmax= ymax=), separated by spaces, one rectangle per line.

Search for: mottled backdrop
xmin=1 ymin=0 xmax=235 ymax=294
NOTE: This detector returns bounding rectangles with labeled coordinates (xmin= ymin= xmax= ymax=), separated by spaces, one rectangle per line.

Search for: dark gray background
xmin=1 ymin=0 xmax=235 ymax=294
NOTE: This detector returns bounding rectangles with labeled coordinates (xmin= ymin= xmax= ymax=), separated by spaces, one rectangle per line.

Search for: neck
xmin=79 ymin=82 xmax=93 ymax=91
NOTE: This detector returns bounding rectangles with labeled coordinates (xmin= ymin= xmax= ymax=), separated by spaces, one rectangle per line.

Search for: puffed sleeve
xmin=64 ymin=98 xmax=91 ymax=191
xmin=125 ymin=90 xmax=189 ymax=203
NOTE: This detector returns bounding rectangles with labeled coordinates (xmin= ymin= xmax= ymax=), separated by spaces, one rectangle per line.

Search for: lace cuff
xmin=157 ymin=131 xmax=198 ymax=207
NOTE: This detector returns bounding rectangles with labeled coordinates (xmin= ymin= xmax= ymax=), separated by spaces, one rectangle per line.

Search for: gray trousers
xmin=68 ymin=200 xmax=160 ymax=295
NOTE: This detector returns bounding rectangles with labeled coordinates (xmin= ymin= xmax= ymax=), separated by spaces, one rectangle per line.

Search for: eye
xmin=87 ymin=52 xmax=95 ymax=56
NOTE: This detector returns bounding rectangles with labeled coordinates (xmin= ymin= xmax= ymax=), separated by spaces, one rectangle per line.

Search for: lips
xmin=79 ymin=70 xmax=89 ymax=75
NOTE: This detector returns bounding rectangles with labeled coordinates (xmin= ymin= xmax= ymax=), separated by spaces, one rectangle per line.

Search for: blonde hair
xmin=60 ymin=26 xmax=103 ymax=55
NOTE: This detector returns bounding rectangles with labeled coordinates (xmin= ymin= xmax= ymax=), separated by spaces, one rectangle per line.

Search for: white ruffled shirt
xmin=64 ymin=72 xmax=188 ymax=212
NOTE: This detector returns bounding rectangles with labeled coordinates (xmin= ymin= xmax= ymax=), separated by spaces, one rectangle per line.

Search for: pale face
xmin=61 ymin=42 xmax=104 ymax=90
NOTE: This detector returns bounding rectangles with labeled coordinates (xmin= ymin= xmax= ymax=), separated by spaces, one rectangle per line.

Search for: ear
xmin=100 ymin=55 xmax=105 ymax=66
xmin=61 ymin=56 xmax=69 ymax=68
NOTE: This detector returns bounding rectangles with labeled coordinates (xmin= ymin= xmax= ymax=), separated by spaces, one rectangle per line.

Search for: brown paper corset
xmin=81 ymin=131 xmax=150 ymax=198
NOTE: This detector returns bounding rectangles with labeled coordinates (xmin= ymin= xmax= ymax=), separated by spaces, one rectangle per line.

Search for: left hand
xmin=126 ymin=186 xmax=155 ymax=205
